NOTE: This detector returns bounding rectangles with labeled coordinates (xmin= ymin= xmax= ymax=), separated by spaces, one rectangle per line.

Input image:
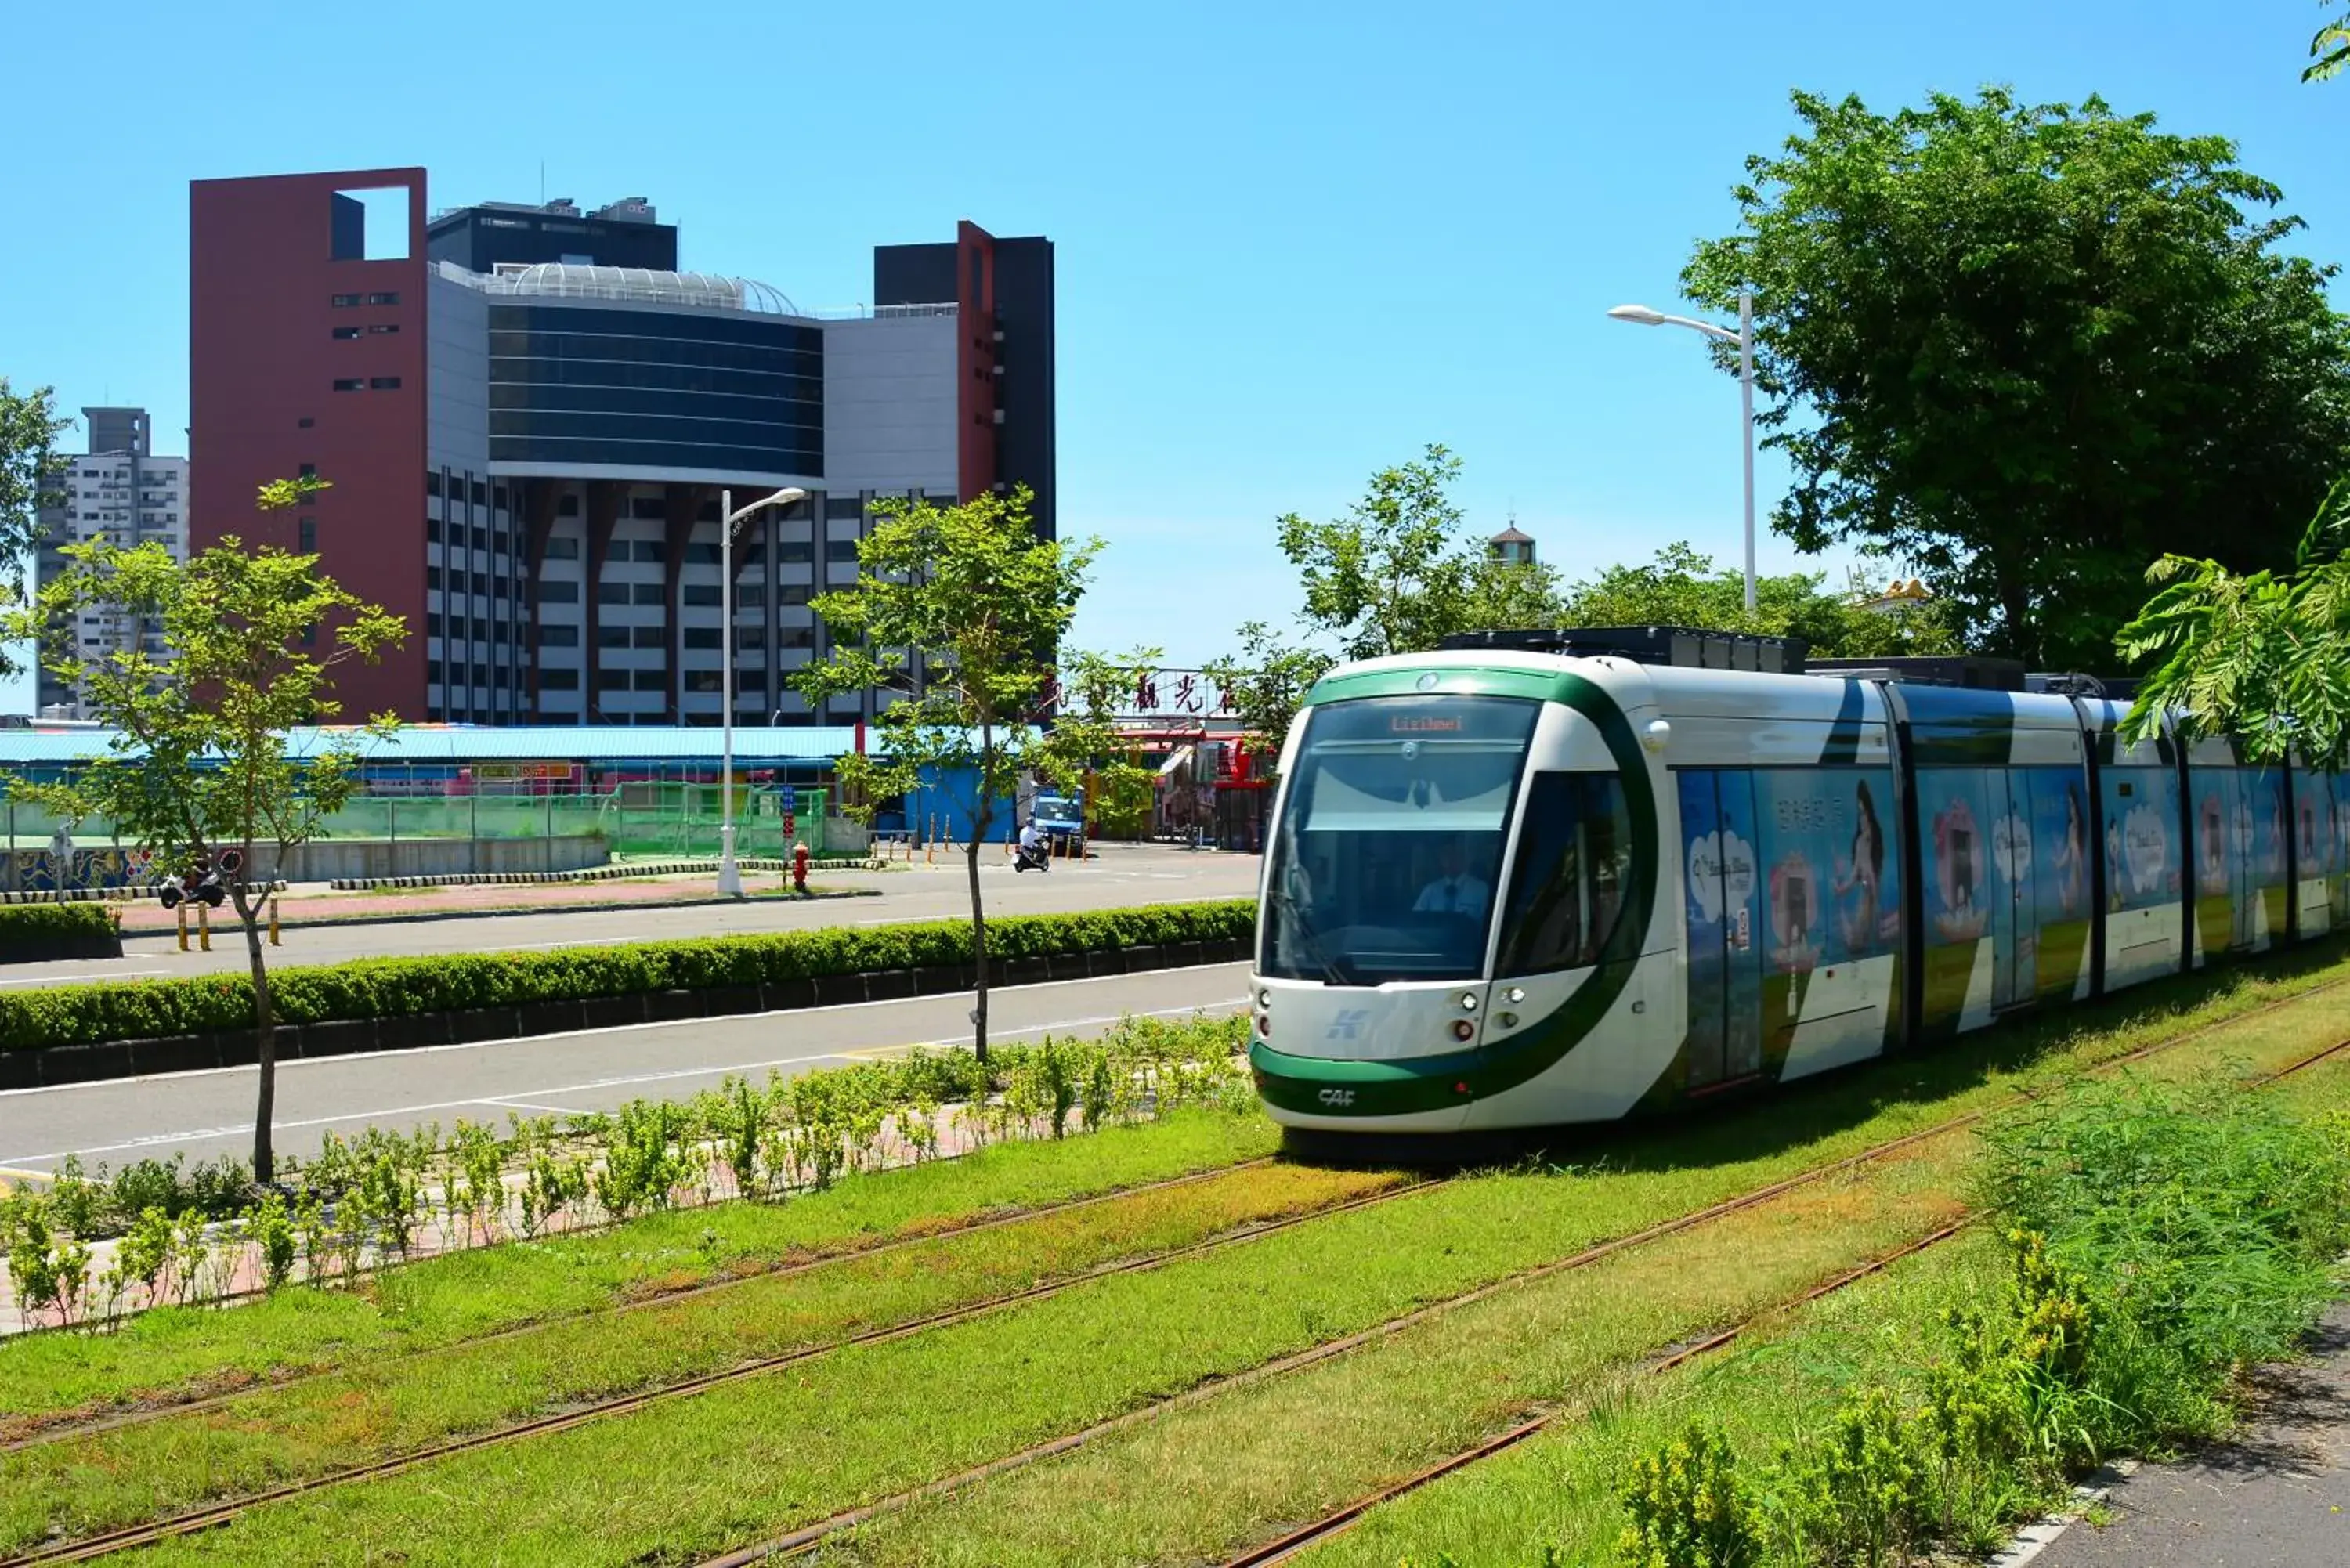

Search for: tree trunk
xmin=969 ymin=724 xmax=994 ymax=1065
xmin=230 ymin=847 xmax=277 ymax=1184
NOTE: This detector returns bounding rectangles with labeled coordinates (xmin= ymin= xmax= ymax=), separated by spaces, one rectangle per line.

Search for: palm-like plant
xmin=2117 ymin=481 xmax=2350 ymax=764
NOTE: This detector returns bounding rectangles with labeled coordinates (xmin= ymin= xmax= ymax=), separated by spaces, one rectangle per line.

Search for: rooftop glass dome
xmin=444 ymin=261 xmax=801 ymax=315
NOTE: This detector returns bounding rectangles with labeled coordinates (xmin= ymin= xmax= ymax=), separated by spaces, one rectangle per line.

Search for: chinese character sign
xmin=1116 ymin=669 xmax=1230 ymax=720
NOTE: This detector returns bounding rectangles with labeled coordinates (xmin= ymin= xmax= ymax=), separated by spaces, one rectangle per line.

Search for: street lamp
xmin=1607 ymin=291 xmax=1759 ymax=613
xmin=718 ymin=485 xmax=808 ymax=896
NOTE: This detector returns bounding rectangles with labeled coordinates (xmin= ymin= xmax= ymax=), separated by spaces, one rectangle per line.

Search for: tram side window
xmin=1496 ymin=772 xmax=1635 ymax=974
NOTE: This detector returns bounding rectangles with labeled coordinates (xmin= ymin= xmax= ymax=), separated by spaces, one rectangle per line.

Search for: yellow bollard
xmin=197 ymin=901 xmax=212 ymax=952
xmin=268 ymin=895 xmax=281 ymax=947
xmin=176 ymin=901 xmax=189 ymax=952
xmin=926 ymin=815 xmax=936 ymax=865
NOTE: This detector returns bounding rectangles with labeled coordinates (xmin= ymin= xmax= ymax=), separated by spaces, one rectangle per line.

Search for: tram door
xmin=1678 ymin=770 xmax=1765 ymax=1091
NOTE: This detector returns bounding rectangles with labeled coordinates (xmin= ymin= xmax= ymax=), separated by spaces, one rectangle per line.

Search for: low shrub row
xmin=0 ymin=899 xmax=1255 ymax=1053
xmin=1593 ymin=1074 xmax=2350 ymax=1568
xmin=0 ymin=902 xmax=121 ymax=966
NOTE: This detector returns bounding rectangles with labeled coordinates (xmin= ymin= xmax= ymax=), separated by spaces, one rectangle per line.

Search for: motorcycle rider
xmin=1016 ymin=816 xmax=1049 ymax=871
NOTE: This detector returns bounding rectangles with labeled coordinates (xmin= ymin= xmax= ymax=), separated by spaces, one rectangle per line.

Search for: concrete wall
xmin=823 ymin=313 xmax=958 ymax=495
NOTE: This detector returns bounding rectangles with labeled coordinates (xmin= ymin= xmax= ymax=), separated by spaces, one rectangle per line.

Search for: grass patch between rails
xmin=0 ymin=1105 xmax=1279 ymax=1429
xmin=0 ymin=1159 xmax=1404 ymax=1554
xmin=99 ymin=965 xmax=2350 ymax=1564
xmin=809 ymin=1052 xmax=2350 ymax=1568
xmin=1294 ymin=1059 xmax=2350 ymax=1568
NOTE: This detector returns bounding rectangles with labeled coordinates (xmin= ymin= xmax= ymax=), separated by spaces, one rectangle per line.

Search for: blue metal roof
xmin=0 ymin=725 xmax=870 ymax=767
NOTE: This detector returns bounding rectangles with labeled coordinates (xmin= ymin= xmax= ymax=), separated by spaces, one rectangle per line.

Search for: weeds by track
xmin=12 ymin=981 xmax=2344 ymax=1568
xmin=0 ymin=1153 xmax=1280 ymax=1454
xmin=1210 ymin=1034 xmax=2350 ymax=1568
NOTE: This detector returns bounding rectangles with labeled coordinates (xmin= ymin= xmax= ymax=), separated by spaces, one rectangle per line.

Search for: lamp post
xmin=1607 ymin=291 xmax=1758 ymax=613
xmin=718 ymin=485 xmax=808 ymax=896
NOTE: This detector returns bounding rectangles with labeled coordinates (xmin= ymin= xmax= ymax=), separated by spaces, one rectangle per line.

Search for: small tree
xmin=1 ymin=478 xmax=405 ymax=1181
xmin=794 ymin=488 xmax=1152 ymax=1062
xmin=1209 ymin=445 xmax=1565 ymax=761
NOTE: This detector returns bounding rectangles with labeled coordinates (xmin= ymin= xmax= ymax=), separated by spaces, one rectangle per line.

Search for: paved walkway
xmin=2030 ymin=1302 xmax=2350 ymax=1566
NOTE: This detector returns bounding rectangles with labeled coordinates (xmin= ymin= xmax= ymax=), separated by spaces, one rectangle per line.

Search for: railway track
xmin=9 ymin=984 xmax=2342 ymax=1567
xmin=1213 ymin=1033 xmax=2350 ymax=1568
xmin=691 ymin=1025 xmax=2350 ymax=1566
xmin=0 ymin=1153 xmax=1282 ymax=1454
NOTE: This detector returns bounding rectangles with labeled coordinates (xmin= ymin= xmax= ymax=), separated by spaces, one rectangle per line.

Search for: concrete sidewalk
xmin=2027 ymin=1302 xmax=2350 ymax=1566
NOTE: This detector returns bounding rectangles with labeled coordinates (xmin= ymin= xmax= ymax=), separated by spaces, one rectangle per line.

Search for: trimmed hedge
xmin=0 ymin=899 xmax=1256 ymax=1053
xmin=0 ymin=903 xmax=123 ymax=966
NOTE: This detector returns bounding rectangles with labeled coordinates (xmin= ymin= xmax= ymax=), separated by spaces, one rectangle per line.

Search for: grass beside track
xmin=0 ymin=1160 xmax=1403 ymax=1555
xmin=823 ymin=1050 xmax=2350 ymax=1566
xmin=104 ymin=954 xmax=2350 ymax=1565
xmin=1294 ymin=1053 xmax=2350 ymax=1568
xmin=0 ymin=1107 xmax=1281 ymax=1429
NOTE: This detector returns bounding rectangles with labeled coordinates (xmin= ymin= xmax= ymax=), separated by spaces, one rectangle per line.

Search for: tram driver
xmin=1412 ymin=838 xmax=1491 ymax=920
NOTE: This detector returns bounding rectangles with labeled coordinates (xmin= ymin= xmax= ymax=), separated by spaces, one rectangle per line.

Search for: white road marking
xmin=0 ymin=962 xmax=1251 ymax=1101
xmin=0 ymin=970 xmax=171 ymax=987
xmin=479 ymin=1097 xmax=592 ymax=1117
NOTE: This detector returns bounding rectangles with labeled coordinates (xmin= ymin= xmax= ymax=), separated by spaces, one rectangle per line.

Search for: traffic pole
xmin=176 ymin=902 xmax=188 ymax=952
xmin=197 ymin=902 xmax=211 ymax=952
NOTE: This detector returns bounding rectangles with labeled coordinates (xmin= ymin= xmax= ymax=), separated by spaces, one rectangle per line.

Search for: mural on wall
xmin=2 ymin=846 xmax=157 ymax=894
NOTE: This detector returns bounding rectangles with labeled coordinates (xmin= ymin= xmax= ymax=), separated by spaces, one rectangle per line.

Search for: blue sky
xmin=4 ymin=0 xmax=2341 ymax=710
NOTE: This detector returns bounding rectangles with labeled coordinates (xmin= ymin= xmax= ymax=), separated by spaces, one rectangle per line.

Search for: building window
xmin=542 ymin=668 xmax=580 ymax=690
xmin=427 ymin=567 xmax=443 ymax=590
xmin=540 ymin=623 xmax=579 ymax=648
xmin=472 ymin=480 xmax=488 ymax=506
xmin=629 ymin=497 xmax=667 ymax=521
xmin=778 ymin=625 xmax=814 ymax=649
xmin=545 ymin=536 xmax=580 ymax=560
xmin=427 ymin=519 xmax=441 ymax=544
xmin=298 ymin=518 xmax=316 ymax=553
xmin=427 ymin=659 xmax=443 ymax=682
xmin=736 ymin=625 xmax=767 ymax=651
xmin=685 ymin=542 xmax=721 ymax=565
xmin=367 ymin=323 xmax=400 ymax=335
xmin=365 ymin=291 xmax=400 ymax=305
xmin=493 ymin=620 xmax=510 ymax=645
xmin=332 ymin=326 xmax=363 ymax=341
xmin=494 ymin=665 xmax=511 ymax=688
xmin=596 ymin=667 xmax=630 ymax=691
xmin=627 ymin=625 xmax=662 ymax=649
xmin=557 ymin=493 xmax=580 ymax=518
xmin=333 ymin=378 xmax=364 ymax=392
xmin=427 ymin=613 xmax=443 ymax=637
xmin=370 ymin=377 xmax=401 ymax=391
xmin=597 ymin=625 xmax=631 ymax=648
xmin=736 ymin=584 xmax=765 ymax=609
xmin=331 ymin=293 xmax=363 ymax=307
xmin=780 ymin=583 xmax=810 ymax=605
xmin=683 ymin=584 xmax=721 ymax=607
xmin=826 ymin=539 xmax=861 ymax=562
xmin=472 ymin=572 xmax=490 ymax=597
xmin=684 ymin=627 xmax=721 ymax=650
xmin=540 ymin=580 xmax=579 ymax=604
xmin=779 ymin=539 xmax=814 ymax=564
xmin=825 ymin=495 xmax=862 ymax=520
xmin=632 ymin=582 xmax=664 ymax=606
xmin=597 ymin=581 xmax=630 ymax=605
xmin=631 ymin=670 xmax=667 ymax=692
xmin=736 ymin=670 xmax=769 ymax=695
xmin=298 ymin=463 xmax=316 ymax=479
xmin=494 ymin=577 xmax=510 ymax=601
xmin=426 ymin=472 xmax=443 ymax=498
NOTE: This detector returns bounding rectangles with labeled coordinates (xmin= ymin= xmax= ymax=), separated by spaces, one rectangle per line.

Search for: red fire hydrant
xmin=792 ymin=841 xmax=810 ymax=895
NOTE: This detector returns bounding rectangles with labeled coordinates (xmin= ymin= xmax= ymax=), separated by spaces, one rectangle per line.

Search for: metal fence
xmin=1 ymin=785 xmax=830 ymax=865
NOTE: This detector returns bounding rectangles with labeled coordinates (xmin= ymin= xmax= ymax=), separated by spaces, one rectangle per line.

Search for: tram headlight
xmin=1459 ymin=992 xmax=1478 ymax=1010
xmin=1256 ymin=1013 xmax=1271 ymax=1038
xmin=1451 ymin=1019 xmax=1476 ymax=1042
xmin=1505 ymin=987 xmax=1525 ymax=1004
xmin=1256 ymin=988 xmax=1271 ymax=1009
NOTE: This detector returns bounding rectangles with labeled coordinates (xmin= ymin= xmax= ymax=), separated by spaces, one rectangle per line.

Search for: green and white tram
xmin=1249 ymin=629 xmax=2341 ymax=1136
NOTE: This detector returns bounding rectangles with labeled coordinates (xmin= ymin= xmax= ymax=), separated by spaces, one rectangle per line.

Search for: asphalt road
xmin=1 ymin=846 xmax=1260 ymax=988
xmin=0 ymin=961 xmax=1254 ymax=1179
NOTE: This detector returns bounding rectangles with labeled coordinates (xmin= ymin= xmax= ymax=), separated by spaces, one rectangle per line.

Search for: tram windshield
xmin=1262 ymin=695 xmax=1538 ymax=984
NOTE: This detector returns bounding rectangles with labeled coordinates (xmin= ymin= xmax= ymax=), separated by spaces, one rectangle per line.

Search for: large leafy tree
xmin=1 ymin=478 xmax=405 ymax=1181
xmin=794 ymin=488 xmax=1152 ymax=1062
xmin=1206 ymin=446 xmax=1563 ymax=757
xmin=1562 ymin=542 xmax=1960 ymax=658
xmin=1684 ymin=88 xmax=2350 ymax=669
xmin=1 ymin=381 xmax=70 ymax=674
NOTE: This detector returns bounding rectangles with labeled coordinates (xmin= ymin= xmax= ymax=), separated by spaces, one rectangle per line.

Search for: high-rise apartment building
xmin=189 ymin=168 xmax=1055 ymax=725
xmin=33 ymin=407 xmax=188 ymax=718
